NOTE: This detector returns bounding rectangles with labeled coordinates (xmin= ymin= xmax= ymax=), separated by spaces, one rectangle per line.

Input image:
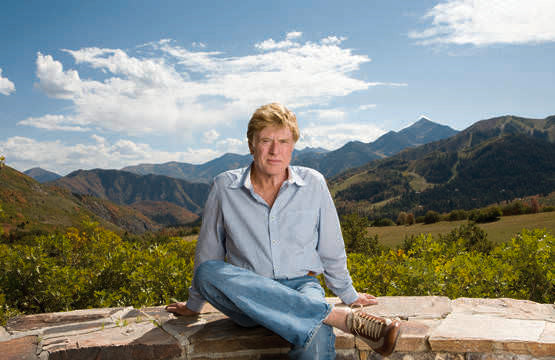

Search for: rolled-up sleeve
xmin=316 ymin=178 xmax=358 ymax=305
xmin=186 ymin=179 xmax=226 ymax=312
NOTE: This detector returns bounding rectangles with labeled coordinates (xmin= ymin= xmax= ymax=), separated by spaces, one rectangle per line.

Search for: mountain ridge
xmin=123 ymin=117 xmax=458 ymax=181
xmin=330 ymin=114 xmax=555 ymax=218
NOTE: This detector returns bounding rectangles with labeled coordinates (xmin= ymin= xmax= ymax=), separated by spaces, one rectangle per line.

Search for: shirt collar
xmin=229 ymin=162 xmax=306 ymax=189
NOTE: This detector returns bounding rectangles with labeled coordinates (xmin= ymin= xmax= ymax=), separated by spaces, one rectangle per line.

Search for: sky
xmin=1 ymin=0 xmax=554 ymax=175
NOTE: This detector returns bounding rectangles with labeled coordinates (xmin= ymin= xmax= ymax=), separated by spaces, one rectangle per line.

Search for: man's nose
xmin=269 ymin=140 xmax=278 ymax=153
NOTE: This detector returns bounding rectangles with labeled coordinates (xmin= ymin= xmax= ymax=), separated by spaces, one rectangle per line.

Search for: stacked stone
xmin=0 ymin=297 xmax=553 ymax=359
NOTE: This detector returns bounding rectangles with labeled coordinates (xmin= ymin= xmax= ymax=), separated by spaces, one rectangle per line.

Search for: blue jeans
xmin=194 ymin=260 xmax=336 ymax=359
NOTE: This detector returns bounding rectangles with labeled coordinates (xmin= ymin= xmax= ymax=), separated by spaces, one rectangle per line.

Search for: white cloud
xmin=286 ymin=31 xmax=303 ymax=40
xmin=0 ymin=68 xmax=16 ymax=96
xmin=255 ymin=31 xmax=303 ymax=51
xmin=215 ymin=137 xmax=247 ymax=154
xmin=203 ymin=129 xmax=220 ymax=143
xmin=297 ymin=122 xmax=386 ymax=150
xmin=28 ymin=33 xmax=402 ymax=139
xmin=358 ymin=104 xmax=377 ymax=111
xmin=300 ymin=108 xmax=346 ymax=122
xmin=254 ymin=38 xmax=299 ymax=51
xmin=410 ymin=0 xmax=555 ymax=46
xmin=0 ymin=135 xmax=222 ymax=175
xmin=18 ymin=114 xmax=91 ymax=132
xmin=321 ymin=36 xmax=347 ymax=46
xmin=192 ymin=42 xmax=206 ymax=48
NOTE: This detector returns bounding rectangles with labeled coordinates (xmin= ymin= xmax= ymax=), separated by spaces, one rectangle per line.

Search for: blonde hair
xmin=247 ymin=103 xmax=300 ymax=148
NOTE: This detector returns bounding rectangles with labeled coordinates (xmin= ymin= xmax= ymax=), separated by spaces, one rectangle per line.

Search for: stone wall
xmin=1 ymin=296 xmax=553 ymax=359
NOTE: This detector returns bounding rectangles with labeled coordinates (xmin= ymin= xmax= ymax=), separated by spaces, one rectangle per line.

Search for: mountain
xmin=290 ymin=117 xmax=458 ymax=178
xmin=23 ymin=167 xmax=61 ymax=183
xmin=367 ymin=117 xmax=459 ymax=156
xmin=330 ymin=115 xmax=555 ymax=219
xmin=0 ymin=166 xmax=158 ymax=234
xmin=123 ymin=118 xmax=457 ymax=181
xmin=52 ymin=169 xmax=210 ymax=215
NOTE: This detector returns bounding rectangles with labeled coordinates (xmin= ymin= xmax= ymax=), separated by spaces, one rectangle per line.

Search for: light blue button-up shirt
xmin=186 ymin=164 xmax=358 ymax=312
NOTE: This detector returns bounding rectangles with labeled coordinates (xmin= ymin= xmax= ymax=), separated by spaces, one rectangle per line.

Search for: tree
xmin=396 ymin=212 xmax=407 ymax=225
xmin=341 ymin=213 xmax=370 ymax=250
xmin=529 ymin=197 xmax=540 ymax=214
xmin=406 ymin=213 xmax=415 ymax=225
xmin=0 ymin=155 xmax=5 ymax=170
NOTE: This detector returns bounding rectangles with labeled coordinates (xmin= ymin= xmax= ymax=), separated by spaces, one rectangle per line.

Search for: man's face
xmin=250 ymin=125 xmax=295 ymax=178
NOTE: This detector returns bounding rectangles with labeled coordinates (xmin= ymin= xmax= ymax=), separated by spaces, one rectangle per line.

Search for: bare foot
xmin=165 ymin=302 xmax=200 ymax=316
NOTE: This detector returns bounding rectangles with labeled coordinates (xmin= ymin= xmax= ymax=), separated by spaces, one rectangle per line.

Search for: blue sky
xmin=1 ymin=0 xmax=554 ymax=175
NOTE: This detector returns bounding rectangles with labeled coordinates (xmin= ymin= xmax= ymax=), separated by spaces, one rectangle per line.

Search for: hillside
xmin=52 ymin=169 xmax=210 ymax=214
xmin=123 ymin=118 xmax=457 ymax=181
xmin=331 ymin=115 xmax=555 ymax=219
xmin=130 ymin=200 xmax=199 ymax=227
xmin=0 ymin=166 xmax=157 ymax=234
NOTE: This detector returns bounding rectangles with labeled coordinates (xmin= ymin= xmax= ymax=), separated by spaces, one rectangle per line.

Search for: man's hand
xmin=350 ymin=293 xmax=378 ymax=307
xmin=165 ymin=302 xmax=200 ymax=316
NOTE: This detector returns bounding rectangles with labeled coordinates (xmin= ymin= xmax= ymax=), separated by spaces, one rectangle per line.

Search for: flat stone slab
xmin=348 ymin=296 xmax=451 ymax=320
xmin=188 ymin=317 xmax=290 ymax=356
xmin=42 ymin=319 xmax=181 ymax=360
xmin=452 ymin=297 xmax=555 ymax=321
xmin=0 ymin=335 xmax=38 ymax=360
xmin=7 ymin=307 xmax=124 ymax=332
xmin=429 ymin=313 xmax=552 ymax=356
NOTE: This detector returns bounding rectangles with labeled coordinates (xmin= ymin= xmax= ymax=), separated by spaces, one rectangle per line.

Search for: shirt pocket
xmin=280 ymin=209 xmax=319 ymax=249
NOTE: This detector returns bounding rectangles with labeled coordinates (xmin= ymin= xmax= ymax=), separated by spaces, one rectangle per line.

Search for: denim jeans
xmin=194 ymin=260 xmax=336 ymax=359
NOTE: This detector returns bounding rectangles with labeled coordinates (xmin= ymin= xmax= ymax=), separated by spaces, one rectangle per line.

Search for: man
xmin=167 ymin=103 xmax=400 ymax=359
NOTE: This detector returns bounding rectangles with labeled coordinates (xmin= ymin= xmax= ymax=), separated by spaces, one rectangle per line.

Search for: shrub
xmin=469 ymin=206 xmax=502 ymax=223
xmin=372 ymin=218 xmax=395 ymax=227
xmin=423 ymin=210 xmax=441 ymax=224
xmin=447 ymin=209 xmax=467 ymax=221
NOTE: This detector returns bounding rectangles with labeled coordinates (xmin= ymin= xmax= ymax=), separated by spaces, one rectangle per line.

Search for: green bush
xmin=469 ymin=206 xmax=502 ymax=223
xmin=348 ymin=226 xmax=553 ymax=303
xmin=372 ymin=218 xmax=395 ymax=227
xmin=423 ymin=210 xmax=441 ymax=224
xmin=447 ymin=209 xmax=467 ymax=221
xmin=0 ymin=221 xmax=196 ymax=317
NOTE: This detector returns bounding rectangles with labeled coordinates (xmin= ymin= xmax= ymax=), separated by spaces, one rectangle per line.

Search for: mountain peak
xmin=23 ymin=167 xmax=61 ymax=183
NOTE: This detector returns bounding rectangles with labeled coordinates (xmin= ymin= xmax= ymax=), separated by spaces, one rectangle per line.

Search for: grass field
xmin=367 ymin=211 xmax=555 ymax=248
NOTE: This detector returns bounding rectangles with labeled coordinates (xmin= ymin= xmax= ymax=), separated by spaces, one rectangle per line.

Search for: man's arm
xmin=167 ymin=179 xmax=226 ymax=315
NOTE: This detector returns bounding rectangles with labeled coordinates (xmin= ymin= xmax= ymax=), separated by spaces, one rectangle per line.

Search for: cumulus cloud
xmin=410 ymin=0 xmax=555 ymax=46
xmin=202 ymin=129 xmax=220 ymax=143
xmin=0 ymin=68 xmax=15 ymax=96
xmin=297 ymin=122 xmax=385 ymax=151
xmin=255 ymin=31 xmax=303 ymax=50
xmin=299 ymin=108 xmax=346 ymax=122
xmin=29 ymin=33 xmax=402 ymax=139
xmin=0 ymin=135 xmax=222 ymax=175
xmin=358 ymin=104 xmax=377 ymax=111
xmin=18 ymin=114 xmax=91 ymax=132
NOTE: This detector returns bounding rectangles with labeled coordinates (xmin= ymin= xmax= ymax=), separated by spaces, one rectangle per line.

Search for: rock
xmin=344 ymin=296 xmax=451 ymax=320
xmin=42 ymin=318 xmax=181 ymax=360
xmin=0 ymin=335 xmax=38 ymax=360
xmin=188 ymin=318 xmax=290 ymax=355
xmin=429 ymin=313 xmax=547 ymax=355
xmin=451 ymin=298 xmax=555 ymax=322
xmin=7 ymin=307 xmax=124 ymax=332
